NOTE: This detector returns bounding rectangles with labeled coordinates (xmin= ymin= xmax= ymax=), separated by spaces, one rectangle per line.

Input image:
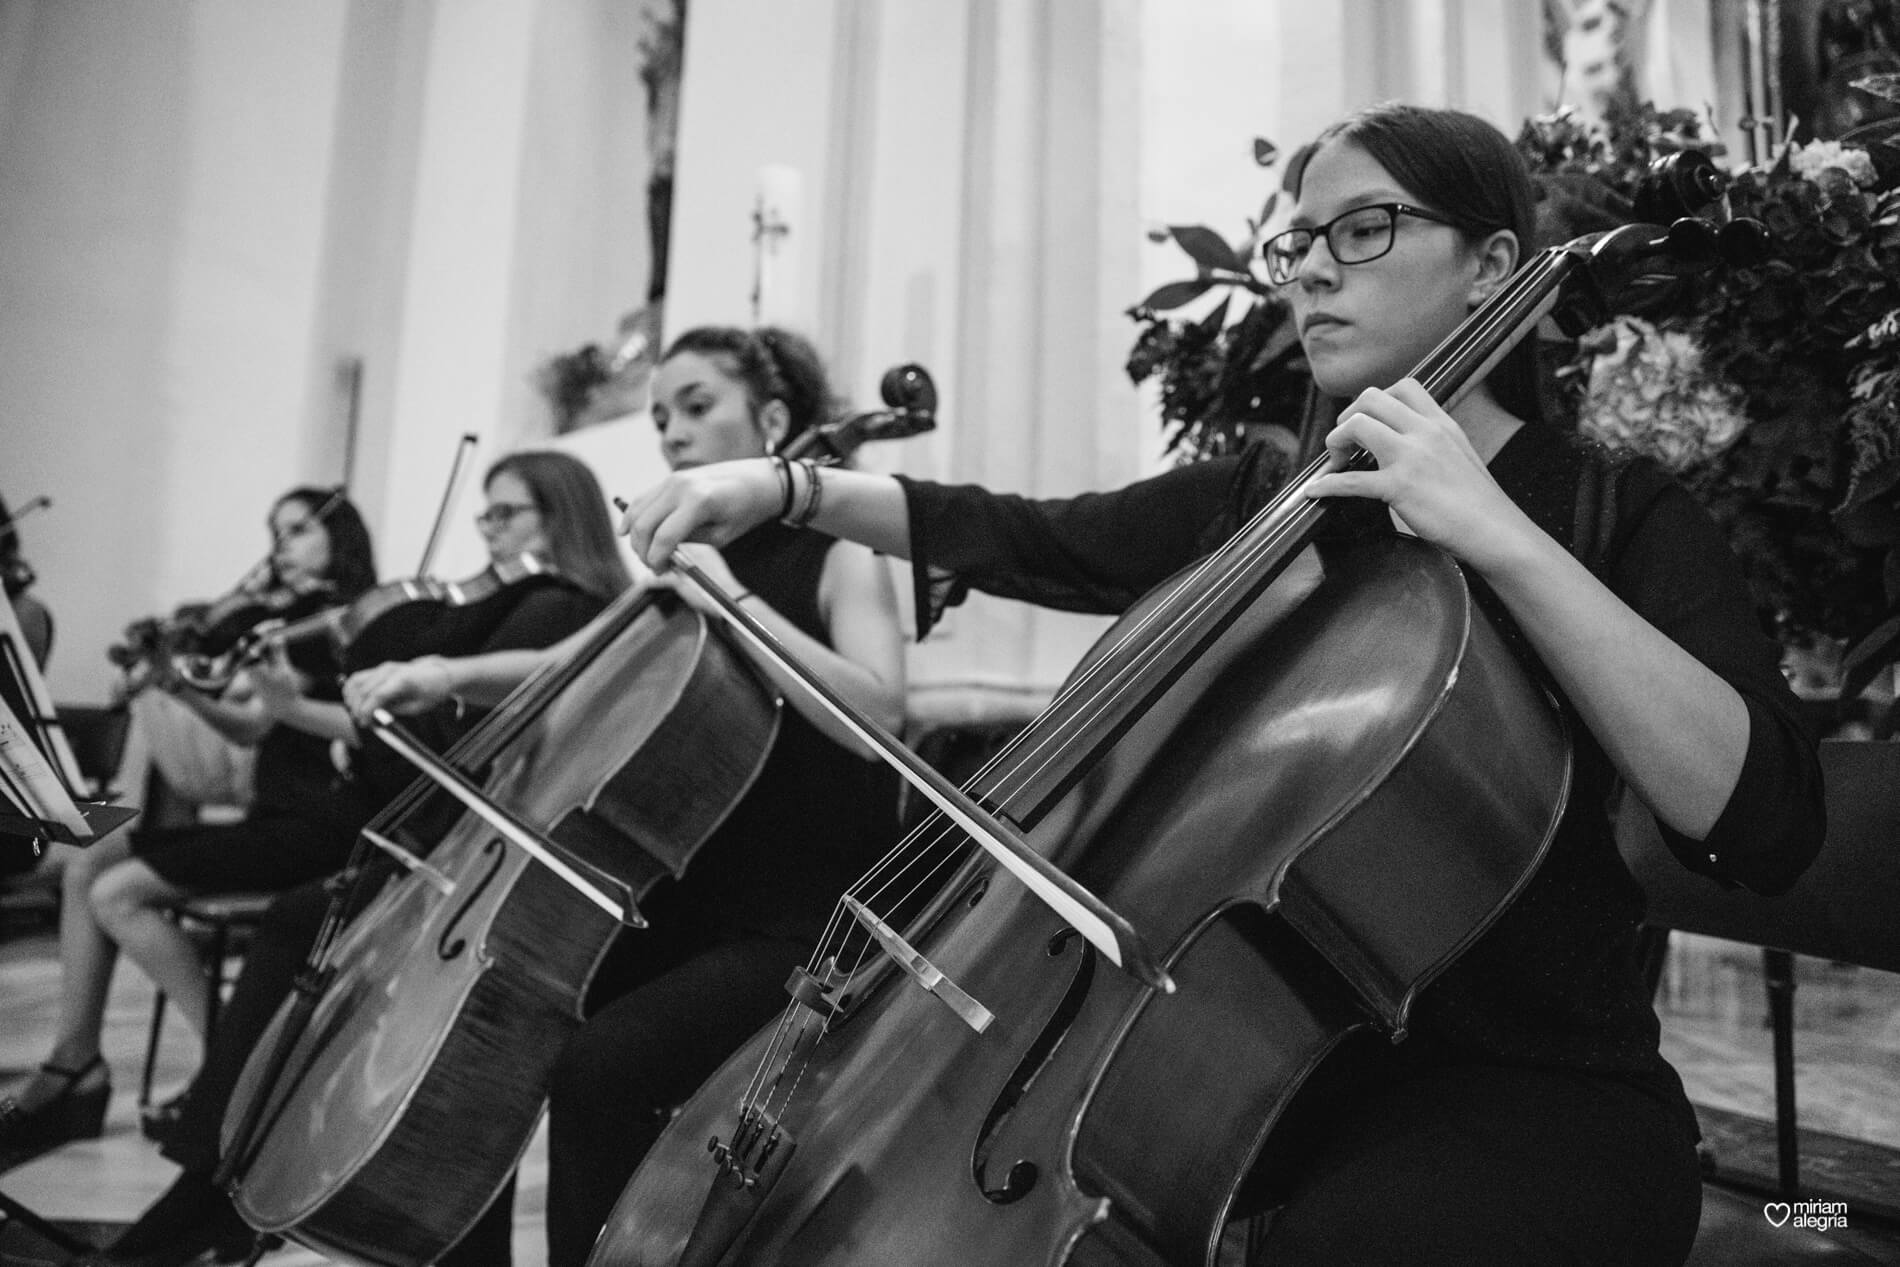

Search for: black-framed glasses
xmin=270 ymin=518 xmax=321 ymax=550
xmin=1259 ymin=203 xmax=1458 ymax=285
xmin=475 ymin=502 xmax=540 ymax=531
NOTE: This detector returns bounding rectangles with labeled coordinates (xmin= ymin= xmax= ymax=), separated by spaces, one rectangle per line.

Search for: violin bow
xmin=364 ymin=707 xmax=642 ymax=926
xmin=668 ymin=553 xmax=1173 ymax=993
xmin=0 ymin=495 xmax=51 ymax=548
xmin=414 ymin=433 xmax=480 ymax=578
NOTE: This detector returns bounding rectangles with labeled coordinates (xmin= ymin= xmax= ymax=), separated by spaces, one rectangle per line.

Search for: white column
xmin=371 ymin=0 xmax=538 ymax=579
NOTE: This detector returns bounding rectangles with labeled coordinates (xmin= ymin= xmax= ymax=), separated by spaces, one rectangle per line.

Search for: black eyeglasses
xmin=475 ymin=502 xmax=539 ymax=531
xmin=1259 ymin=203 xmax=1459 ymax=285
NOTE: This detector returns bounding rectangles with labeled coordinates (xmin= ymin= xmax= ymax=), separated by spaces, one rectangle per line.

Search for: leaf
xmin=1169 ymin=225 xmax=1248 ymax=274
xmin=1135 ymin=277 xmax=1215 ymax=313
xmin=1253 ymin=137 xmax=1279 ymax=167
xmin=1851 ymin=71 xmax=1900 ymax=107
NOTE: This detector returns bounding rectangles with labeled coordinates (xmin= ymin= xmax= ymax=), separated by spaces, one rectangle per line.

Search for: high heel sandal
xmin=0 ymin=1054 xmax=111 ymax=1167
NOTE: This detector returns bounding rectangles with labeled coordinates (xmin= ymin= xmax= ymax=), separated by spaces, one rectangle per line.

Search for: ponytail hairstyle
xmin=273 ymin=487 xmax=377 ymax=600
xmin=659 ymin=325 xmax=838 ymax=448
xmin=1292 ymin=103 xmax=1545 ymax=424
xmin=483 ymin=451 xmax=633 ymax=602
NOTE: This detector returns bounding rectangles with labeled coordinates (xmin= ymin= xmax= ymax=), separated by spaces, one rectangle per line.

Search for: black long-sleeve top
xmin=895 ymin=422 xmax=1823 ymax=1121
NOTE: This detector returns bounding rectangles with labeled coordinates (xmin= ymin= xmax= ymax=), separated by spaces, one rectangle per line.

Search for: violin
xmin=107 ymin=577 xmax=336 ymax=689
xmin=170 ymin=552 xmax=564 ymax=693
xmin=108 ymin=489 xmax=351 ymax=686
xmin=584 ymin=216 xmax=1761 ymax=1266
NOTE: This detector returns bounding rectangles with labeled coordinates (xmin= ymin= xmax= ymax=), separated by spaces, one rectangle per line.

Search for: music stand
xmin=0 ymin=610 xmax=131 ymax=1256
xmin=0 ymin=742 xmax=120 ymax=1256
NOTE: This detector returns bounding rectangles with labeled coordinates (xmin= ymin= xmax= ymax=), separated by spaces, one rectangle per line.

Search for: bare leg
xmin=90 ymin=858 xmax=212 ymax=1039
xmin=3 ymin=833 xmax=133 ymax=1110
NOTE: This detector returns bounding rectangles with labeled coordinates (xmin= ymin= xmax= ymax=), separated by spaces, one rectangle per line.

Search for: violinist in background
xmin=622 ymin=108 xmax=1823 ymax=1266
xmin=0 ymin=488 xmax=375 ymax=1172
xmin=345 ymin=326 xmax=906 ymax=1267
xmin=91 ymin=451 xmax=628 ymax=1267
xmin=1 ymin=493 xmax=53 ymax=669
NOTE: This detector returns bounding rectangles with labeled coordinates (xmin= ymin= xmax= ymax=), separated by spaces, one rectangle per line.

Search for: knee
xmin=88 ymin=864 xmax=154 ymax=932
xmin=61 ymin=849 xmax=102 ymax=905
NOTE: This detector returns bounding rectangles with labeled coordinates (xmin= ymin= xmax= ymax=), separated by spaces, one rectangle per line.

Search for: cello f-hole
xmin=971 ymin=933 xmax=1096 ymax=1204
xmin=437 ymin=838 xmax=506 ymax=961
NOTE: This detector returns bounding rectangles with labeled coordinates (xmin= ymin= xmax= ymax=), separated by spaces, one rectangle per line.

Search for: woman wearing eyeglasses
xmin=620 ymin=106 xmax=1822 ymax=1265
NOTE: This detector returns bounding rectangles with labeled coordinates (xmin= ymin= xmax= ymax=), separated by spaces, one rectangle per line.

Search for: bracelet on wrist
xmin=770 ymin=455 xmax=794 ymax=521
xmin=784 ymin=460 xmax=824 ymax=530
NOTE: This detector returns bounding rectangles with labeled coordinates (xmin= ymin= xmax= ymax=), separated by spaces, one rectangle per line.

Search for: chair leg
xmin=205 ymin=923 xmax=229 ymax=1046
xmin=1763 ymin=946 xmax=1800 ymax=1197
xmin=141 ymin=989 xmax=166 ymax=1108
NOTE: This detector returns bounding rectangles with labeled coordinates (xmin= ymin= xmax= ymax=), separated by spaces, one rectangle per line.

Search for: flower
xmin=1787 ymin=139 xmax=1880 ymax=189
xmin=1573 ymin=317 xmax=1749 ymax=472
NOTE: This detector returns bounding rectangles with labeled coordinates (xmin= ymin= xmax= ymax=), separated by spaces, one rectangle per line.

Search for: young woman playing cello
xmin=87 ymin=451 xmax=626 ymax=1267
xmin=620 ymin=106 xmax=1823 ymax=1265
xmin=339 ymin=325 xmax=906 ymax=1267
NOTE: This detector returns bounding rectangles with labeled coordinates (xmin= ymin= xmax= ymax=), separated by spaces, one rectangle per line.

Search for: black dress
xmin=455 ymin=523 xmax=898 ymax=1267
xmin=131 ymin=638 xmax=365 ymax=894
xmin=893 ymin=423 xmax=1824 ymax=1266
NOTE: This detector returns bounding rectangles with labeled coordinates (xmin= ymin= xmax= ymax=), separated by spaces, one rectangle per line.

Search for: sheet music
xmin=0 ymin=595 xmax=85 ymax=788
xmin=0 ymin=693 xmax=89 ymax=838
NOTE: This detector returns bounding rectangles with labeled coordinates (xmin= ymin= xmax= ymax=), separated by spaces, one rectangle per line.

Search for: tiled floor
xmin=0 ymin=916 xmax=550 ymax=1266
xmin=4 ymin=915 xmax=1897 ymax=1266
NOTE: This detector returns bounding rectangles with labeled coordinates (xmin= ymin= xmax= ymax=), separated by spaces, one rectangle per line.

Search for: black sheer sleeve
xmin=1602 ymin=463 xmax=1824 ymax=895
xmin=894 ymin=446 xmax=1289 ymax=637
xmin=477 ymin=584 xmax=605 ymax=654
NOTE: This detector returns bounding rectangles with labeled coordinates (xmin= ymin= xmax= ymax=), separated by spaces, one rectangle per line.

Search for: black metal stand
xmin=0 ymin=791 xmax=129 ymax=1262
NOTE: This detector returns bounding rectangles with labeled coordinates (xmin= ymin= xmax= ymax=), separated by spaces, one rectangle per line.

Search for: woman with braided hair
xmin=348 ymin=325 xmax=908 ymax=1267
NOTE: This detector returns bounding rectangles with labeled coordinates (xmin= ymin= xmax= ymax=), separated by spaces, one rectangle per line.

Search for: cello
xmin=218 ymin=375 xmax=938 ymax=1266
xmin=587 ymin=215 xmax=1761 ymax=1266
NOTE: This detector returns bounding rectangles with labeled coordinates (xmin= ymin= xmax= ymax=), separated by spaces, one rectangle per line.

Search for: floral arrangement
xmin=1126 ymin=88 xmax=1900 ymax=696
xmin=1523 ymin=92 xmax=1900 ymax=695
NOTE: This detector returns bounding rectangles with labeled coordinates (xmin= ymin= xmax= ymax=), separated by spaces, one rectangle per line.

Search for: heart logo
xmin=1764 ymin=1202 xmax=1792 ymax=1227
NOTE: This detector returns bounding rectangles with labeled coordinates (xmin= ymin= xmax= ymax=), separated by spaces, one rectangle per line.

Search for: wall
xmin=2 ymin=0 xmax=1552 ymax=709
xmin=0 ymin=0 xmax=654 ymax=702
xmin=0 ymin=0 xmax=355 ymax=702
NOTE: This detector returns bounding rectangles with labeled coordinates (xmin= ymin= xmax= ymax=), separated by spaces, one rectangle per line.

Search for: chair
xmin=138 ymin=891 xmax=275 ymax=1108
xmin=53 ymin=703 xmax=132 ymax=799
xmin=1617 ymin=738 xmax=1900 ymax=1265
